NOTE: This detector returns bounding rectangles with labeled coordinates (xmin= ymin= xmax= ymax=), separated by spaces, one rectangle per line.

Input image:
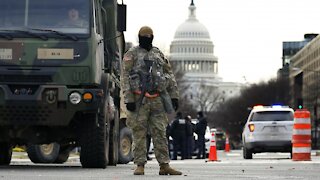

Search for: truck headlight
xmin=69 ymin=92 xmax=81 ymax=104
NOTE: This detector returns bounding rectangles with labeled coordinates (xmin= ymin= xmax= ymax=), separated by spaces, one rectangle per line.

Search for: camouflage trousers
xmin=126 ymin=96 xmax=170 ymax=165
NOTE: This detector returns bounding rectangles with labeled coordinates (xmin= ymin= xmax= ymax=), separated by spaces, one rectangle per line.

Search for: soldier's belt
xmin=133 ymin=90 xmax=159 ymax=98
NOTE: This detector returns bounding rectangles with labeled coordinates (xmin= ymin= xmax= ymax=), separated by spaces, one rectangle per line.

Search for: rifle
xmin=134 ymin=59 xmax=153 ymax=121
xmin=133 ymin=55 xmax=174 ymax=120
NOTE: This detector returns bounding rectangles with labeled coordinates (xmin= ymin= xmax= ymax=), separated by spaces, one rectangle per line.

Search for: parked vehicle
xmin=210 ymin=128 xmax=226 ymax=150
xmin=242 ymin=105 xmax=294 ymax=159
xmin=0 ymin=0 xmax=133 ymax=168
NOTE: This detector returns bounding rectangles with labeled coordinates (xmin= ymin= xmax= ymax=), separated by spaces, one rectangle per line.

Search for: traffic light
xmin=297 ymin=98 xmax=303 ymax=109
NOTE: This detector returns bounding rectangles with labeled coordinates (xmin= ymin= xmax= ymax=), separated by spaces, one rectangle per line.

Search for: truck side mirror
xmin=117 ymin=4 xmax=126 ymax=32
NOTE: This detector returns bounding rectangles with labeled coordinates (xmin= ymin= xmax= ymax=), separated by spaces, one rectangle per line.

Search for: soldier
xmin=58 ymin=8 xmax=88 ymax=28
xmin=121 ymin=26 xmax=182 ymax=175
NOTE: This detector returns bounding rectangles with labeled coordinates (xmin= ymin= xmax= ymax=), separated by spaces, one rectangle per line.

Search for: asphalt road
xmin=1 ymin=150 xmax=320 ymax=180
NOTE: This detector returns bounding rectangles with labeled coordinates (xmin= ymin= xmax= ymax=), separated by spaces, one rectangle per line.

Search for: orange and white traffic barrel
xmin=208 ymin=132 xmax=218 ymax=161
xmin=292 ymin=109 xmax=311 ymax=161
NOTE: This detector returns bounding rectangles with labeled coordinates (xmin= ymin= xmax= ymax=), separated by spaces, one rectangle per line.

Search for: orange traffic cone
xmin=224 ymin=135 xmax=230 ymax=152
xmin=208 ymin=132 xmax=218 ymax=161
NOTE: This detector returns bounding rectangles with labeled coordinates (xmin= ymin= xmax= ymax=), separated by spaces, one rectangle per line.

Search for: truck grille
xmin=0 ymin=105 xmax=53 ymax=122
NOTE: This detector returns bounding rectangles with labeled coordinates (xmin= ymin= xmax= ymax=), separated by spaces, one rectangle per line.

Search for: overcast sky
xmin=121 ymin=0 xmax=320 ymax=83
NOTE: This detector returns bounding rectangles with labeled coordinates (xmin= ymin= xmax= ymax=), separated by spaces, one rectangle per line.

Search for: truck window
xmin=0 ymin=1 xmax=25 ymax=27
xmin=0 ymin=0 xmax=91 ymax=36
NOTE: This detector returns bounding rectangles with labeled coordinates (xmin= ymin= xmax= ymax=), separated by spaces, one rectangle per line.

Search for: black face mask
xmin=139 ymin=35 xmax=153 ymax=51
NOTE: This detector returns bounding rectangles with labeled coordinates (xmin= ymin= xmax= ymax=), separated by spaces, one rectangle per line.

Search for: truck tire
xmin=108 ymin=109 xmax=119 ymax=166
xmin=54 ymin=145 xmax=71 ymax=164
xmin=80 ymin=110 xmax=109 ymax=168
xmin=118 ymin=127 xmax=133 ymax=164
xmin=0 ymin=143 xmax=12 ymax=165
xmin=54 ymin=151 xmax=70 ymax=163
xmin=27 ymin=143 xmax=60 ymax=163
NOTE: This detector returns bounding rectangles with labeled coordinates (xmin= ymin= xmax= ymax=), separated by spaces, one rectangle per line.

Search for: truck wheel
xmin=118 ymin=127 xmax=133 ymax=164
xmin=80 ymin=111 xmax=109 ymax=168
xmin=27 ymin=143 xmax=60 ymax=163
xmin=108 ymin=109 xmax=119 ymax=166
xmin=0 ymin=143 xmax=12 ymax=165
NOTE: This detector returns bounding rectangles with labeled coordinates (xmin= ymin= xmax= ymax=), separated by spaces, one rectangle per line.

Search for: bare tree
xmin=194 ymin=82 xmax=224 ymax=112
xmin=209 ymin=77 xmax=290 ymax=146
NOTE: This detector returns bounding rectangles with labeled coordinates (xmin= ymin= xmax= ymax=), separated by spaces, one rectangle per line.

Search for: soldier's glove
xmin=126 ymin=103 xmax=136 ymax=112
xmin=171 ymin=99 xmax=179 ymax=111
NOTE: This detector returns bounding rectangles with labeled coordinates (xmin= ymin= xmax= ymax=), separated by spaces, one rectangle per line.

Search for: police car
xmin=242 ymin=105 xmax=294 ymax=159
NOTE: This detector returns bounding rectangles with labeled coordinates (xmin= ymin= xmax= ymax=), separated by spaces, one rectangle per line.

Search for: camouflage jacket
xmin=121 ymin=46 xmax=179 ymax=103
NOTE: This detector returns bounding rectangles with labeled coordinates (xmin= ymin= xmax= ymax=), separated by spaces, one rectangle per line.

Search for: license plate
xmin=37 ymin=48 xmax=74 ymax=60
xmin=270 ymin=126 xmax=279 ymax=132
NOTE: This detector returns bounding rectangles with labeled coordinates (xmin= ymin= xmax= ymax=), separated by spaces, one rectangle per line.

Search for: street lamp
xmin=291 ymin=67 xmax=320 ymax=149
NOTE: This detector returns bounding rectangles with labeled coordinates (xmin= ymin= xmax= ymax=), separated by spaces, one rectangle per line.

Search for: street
xmin=1 ymin=150 xmax=319 ymax=180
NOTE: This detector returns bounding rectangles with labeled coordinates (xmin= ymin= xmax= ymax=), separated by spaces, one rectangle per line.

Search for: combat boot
xmin=134 ymin=165 xmax=145 ymax=175
xmin=159 ymin=163 xmax=182 ymax=175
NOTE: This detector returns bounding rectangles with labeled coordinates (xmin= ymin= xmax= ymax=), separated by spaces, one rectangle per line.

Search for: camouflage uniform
xmin=122 ymin=46 xmax=179 ymax=166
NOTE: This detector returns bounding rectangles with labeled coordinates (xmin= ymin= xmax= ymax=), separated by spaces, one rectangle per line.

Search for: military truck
xmin=0 ymin=0 xmax=133 ymax=168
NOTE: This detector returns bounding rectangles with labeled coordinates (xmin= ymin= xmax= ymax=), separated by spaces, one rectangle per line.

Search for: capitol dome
xmin=169 ymin=0 xmax=244 ymax=112
xmin=169 ymin=0 xmax=218 ymax=78
xmin=174 ymin=21 xmax=210 ymax=40
xmin=174 ymin=5 xmax=210 ymax=40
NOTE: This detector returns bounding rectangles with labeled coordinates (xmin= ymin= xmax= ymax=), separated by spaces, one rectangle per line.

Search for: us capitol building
xmin=169 ymin=0 xmax=244 ymax=111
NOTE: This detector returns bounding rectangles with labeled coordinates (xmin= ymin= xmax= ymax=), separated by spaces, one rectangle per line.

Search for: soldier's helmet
xmin=138 ymin=26 xmax=153 ymax=37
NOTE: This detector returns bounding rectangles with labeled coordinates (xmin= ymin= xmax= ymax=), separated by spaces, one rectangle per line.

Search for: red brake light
xmin=248 ymin=124 xmax=255 ymax=132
